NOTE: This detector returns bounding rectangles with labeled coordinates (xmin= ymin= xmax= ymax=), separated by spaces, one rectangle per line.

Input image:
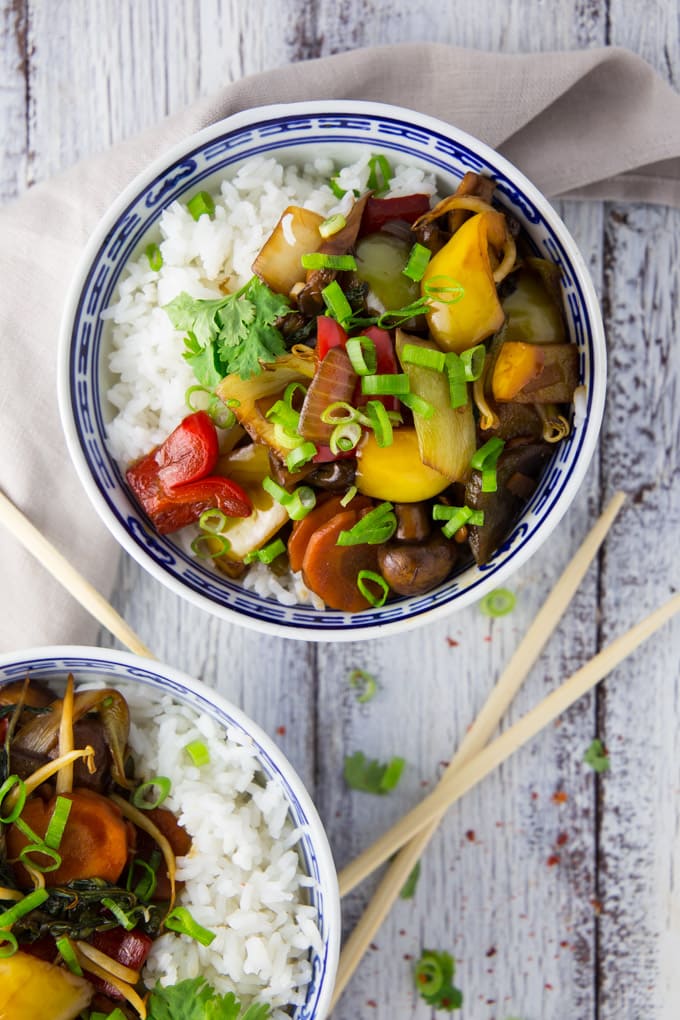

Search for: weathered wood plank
xmin=0 ymin=0 xmax=27 ymax=202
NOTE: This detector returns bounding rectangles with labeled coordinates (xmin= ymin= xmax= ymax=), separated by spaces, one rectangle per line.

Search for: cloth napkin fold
xmin=2 ymin=43 xmax=680 ymax=652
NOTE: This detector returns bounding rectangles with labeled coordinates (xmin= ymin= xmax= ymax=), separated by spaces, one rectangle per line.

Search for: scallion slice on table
xmin=479 ymin=587 xmax=516 ymax=617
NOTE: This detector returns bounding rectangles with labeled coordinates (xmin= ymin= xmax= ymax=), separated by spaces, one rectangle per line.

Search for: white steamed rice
xmin=121 ymin=685 xmax=322 ymax=1017
xmin=103 ymin=151 xmax=437 ymax=601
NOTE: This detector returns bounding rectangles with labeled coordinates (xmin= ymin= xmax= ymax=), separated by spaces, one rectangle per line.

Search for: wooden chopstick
xmin=332 ymin=491 xmax=624 ymax=1006
xmin=331 ymin=590 xmax=680 ymax=1007
xmin=339 ymin=490 xmax=625 ymax=900
xmin=0 ymin=489 xmax=155 ymax=659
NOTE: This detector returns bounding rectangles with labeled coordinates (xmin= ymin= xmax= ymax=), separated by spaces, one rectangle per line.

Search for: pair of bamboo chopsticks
xmin=2 ymin=486 xmax=680 ymax=1012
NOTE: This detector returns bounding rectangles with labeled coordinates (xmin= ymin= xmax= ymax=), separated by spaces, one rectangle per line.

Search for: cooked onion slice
xmin=298 ymin=347 xmax=358 ymax=444
xmin=56 ymin=674 xmax=75 ymax=795
xmin=111 ymin=793 xmax=177 ymax=910
xmin=5 ymin=747 xmax=95 ymax=810
xmin=74 ymin=942 xmax=147 ymax=1019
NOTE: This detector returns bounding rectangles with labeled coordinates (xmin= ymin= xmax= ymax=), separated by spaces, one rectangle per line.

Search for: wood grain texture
xmin=2 ymin=0 xmax=680 ymax=1018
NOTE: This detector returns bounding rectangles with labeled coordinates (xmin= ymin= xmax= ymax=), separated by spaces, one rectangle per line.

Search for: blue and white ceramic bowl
xmin=0 ymin=645 xmax=340 ymax=1019
xmin=58 ymin=101 xmax=606 ymax=640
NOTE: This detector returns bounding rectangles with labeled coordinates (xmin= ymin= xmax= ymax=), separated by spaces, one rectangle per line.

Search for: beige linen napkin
xmin=1 ymin=43 xmax=679 ymax=652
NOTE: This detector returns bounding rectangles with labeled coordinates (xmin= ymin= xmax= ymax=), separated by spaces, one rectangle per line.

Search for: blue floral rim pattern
xmin=62 ymin=104 xmax=604 ymax=638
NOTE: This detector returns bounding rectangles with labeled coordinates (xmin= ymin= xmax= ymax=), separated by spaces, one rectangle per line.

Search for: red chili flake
xmin=465 ymin=829 xmax=476 ymax=842
xmin=546 ymin=854 xmax=561 ymax=867
xmin=590 ymin=897 xmax=603 ymax=915
xmin=486 ymin=946 xmax=497 ymax=957
xmin=552 ymin=790 xmax=568 ymax=804
xmin=545 ymin=983 xmax=554 ymax=991
xmin=404 ymin=953 xmax=413 ymax=960
xmin=531 ymin=791 xmax=539 ymax=800
xmin=556 ymin=832 xmax=569 ymax=846
xmin=439 ymin=760 xmax=450 ymax=768
xmin=366 ymin=999 xmax=378 ymax=1008
xmin=560 ymin=940 xmax=570 ymax=948
xmin=420 ymin=780 xmax=430 ymax=787
xmin=369 ymin=943 xmax=379 ymax=951
xmin=483 ymin=635 xmax=492 ymax=642
xmin=276 ymin=725 xmax=286 ymax=736
xmin=446 ymin=637 xmax=459 ymax=647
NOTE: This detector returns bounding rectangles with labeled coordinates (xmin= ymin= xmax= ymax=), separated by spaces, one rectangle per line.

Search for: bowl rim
xmin=57 ymin=98 xmax=606 ymax=641
xmin=0 ymin=643 xmax=341 ymax=1019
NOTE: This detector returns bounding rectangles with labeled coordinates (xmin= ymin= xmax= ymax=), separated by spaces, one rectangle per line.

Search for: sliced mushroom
xmin=377 ymin=533 xmax=457 ymax=596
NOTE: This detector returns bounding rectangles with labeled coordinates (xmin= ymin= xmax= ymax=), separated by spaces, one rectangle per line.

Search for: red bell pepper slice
xmin=126 ymin=411 xmax=252 ymax=534
xmin=316 ymin=316 xmax=348 ymax=360
xmin=359 ymin=194 xmax=432 ymax=236
xmin=353 ymin=325 xmax=400 ymax=413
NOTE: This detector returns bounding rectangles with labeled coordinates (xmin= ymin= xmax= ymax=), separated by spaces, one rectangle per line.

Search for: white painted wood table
xmin=2 ymin=3 xmax=679 ymax=1018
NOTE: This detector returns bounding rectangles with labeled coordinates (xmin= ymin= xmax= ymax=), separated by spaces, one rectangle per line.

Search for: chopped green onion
xmin=361 ymin=373 xmax=410 ymax=397
xmin=185 ymin=740 xmax=210 ymax=767
xmin=18 ymin=841 xmax=61 ymax=873
xmin=56 ymin=935 xmax=84 ymax=975
xmin=319 ymin=213 xmax=347 ymax=238
xmin=0 ymin=888 xmax=49 ymax=928
xmin=145 ymin=242 xmax=163 ymax=272
xmin=470 ymin=436 xmax=505 ymax=492
xmin=423 ymin=274 xmax=465 ymax=304
xmin=320 ymin=401 xmax=359 ymax=425
xmin=126 ymin=852 xmax=160 ymax=902
xmin=479 ymin=588 xmax=516 ymax=617
xmin=399 ymin=392 xmax=435 ymax=419
xmin=340 ymin=485 xmax=358 ymax=507
xmin=244 ymin=538 xmax=287 ymax=565
xmin=44 ymin=796 xmax=72 ymax=850
xmin=187 ymin=190 xmax=215 ymax=220
xmin=185 ymin=384 xmax=211 ymax=413
xmin=0 ymin=776 xmax=26 ymax=824
xmin=399 ymin=343 xmax=447 ymax=373
xmin=301 ymin=253 xmax=357 ymax=271
xmin=330 ymin=421 xmax=362 ymax=455
xmin=357 ymin=570 xmax=390 ymax=608
xmin=444 ymin=354 xmax=468 ymax=409
xmin=262 ymin=476 xmax=290 ymax=504
xmin=191 ymin=533 xmax=231 ymax=559
xmin=348 ymin=669 xmax=378 ymax=703
xmin=380 ymin=755 xmax=405 ymax=791
xmin=164 ymin=906 xmax=216 ymax=946
xmin=414 ymin=954 xmax=444 ymax=996
xmin=321 ymin=280 xmax=352 ymax=324
xmin=199 ymin=508 xmax=228 ymax=534
xmin=286 ymin=441 xmax=317 ymax=472
xmin=345 ymin=336 xmax=377 ymax=376
xmin=208 ymin=394 xmax=237 ymax=429
xmin=132 ymin=776 xmax=172 ymax=810
xmin=274 ymin=423 xmax=304 ymax=450
xmin=90 ymin=1011 xmax=127 ymax=1020
xmin=375 ymin=297 xmax=431 ymax=329
xmin=328 ymin=175 xmax=347 ymax=199
xmin=402 ymin=242 xmax=431 ymax=282
xmin=365 ymin=400 xmax=394 ymax=448
xmin=337 ymin=502 xmax=397 ymax=546
xmin=583 ymin=737 xmax=610 ymax=773
xmin=433 ymin=504 xmax=484 ymax=539
xmin=283 ymin=381 xmax=307 ymax=407
xmin=367 ymin=154 xmax=393 ymax=194
xmin=284 ymin=487 xmax=316 ymax=521
xmin=102 ymin=897 xmax=136 ymax=932
xmin=0 ymin=932 xmax=17 ymax=957
xmin=266 ymin=398 xmax=300 ymax=431
xmin=460 ymin=344 xmax=486 ymax=382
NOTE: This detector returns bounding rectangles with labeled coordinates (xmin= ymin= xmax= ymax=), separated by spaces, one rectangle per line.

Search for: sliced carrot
xmin=301 ymin=508 xmax=382 ymax=612
xmin=8 ymin=788 xmax=129 ymax=886
xmin=288 ymin=493 xmax=372 ymax=573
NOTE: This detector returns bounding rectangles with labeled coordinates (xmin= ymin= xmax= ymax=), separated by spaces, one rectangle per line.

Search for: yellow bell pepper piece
xmin=491 ymin=341 xmax=546 ymax=402
xmin=355 ymin=428 xmax=450 ymax=502
xmin=422 ymin=211 xmax=506 ymax=353
xmin=213 ymin=442 xmax=289 ymax=562
xmin=0 ymin=951 xmax=93 ymax=1020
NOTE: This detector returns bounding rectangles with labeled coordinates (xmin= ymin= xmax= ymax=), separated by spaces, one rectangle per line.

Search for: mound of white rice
xmin=103 ymin=152 xmax=437 ymax=602
xmin=123 ymin=687 xmax=322 ymax=1017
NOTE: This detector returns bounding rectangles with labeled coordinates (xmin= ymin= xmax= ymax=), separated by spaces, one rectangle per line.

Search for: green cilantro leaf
xmin=583 ymin=737 xmax=610 ymax=773
xmin=399 ymin=859 xmax=421 ymax=900
xmin=414 ymin=949 xmax=463 ymax=1011
xmin=343 ymin=751 xmax=405 ymax=794
xmin=147 ymin=978 xmax=272 ymax=1020
xmin=164 ymin=277 xmax=290 ymax=383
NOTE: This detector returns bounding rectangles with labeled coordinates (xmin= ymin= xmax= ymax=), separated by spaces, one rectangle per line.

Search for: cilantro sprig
xmin=147 ymin=977 xmax=271 ymax=1020
xmin=343 ymin=751 xmax=405 ymax=794
xmin=413 ymin=949 xmax=463 ymax=1011
xmin=583 ymin=737 xmax=610 ymax=773
xmin=164 ymin=277 xmax=290 ymax=385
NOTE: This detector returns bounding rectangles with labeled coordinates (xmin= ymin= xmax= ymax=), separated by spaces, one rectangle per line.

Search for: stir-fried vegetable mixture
xmin=125 ymin=165 xmax=578 ymax=613
xmin=0 ymin=677 xmax=269 ymax=1020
